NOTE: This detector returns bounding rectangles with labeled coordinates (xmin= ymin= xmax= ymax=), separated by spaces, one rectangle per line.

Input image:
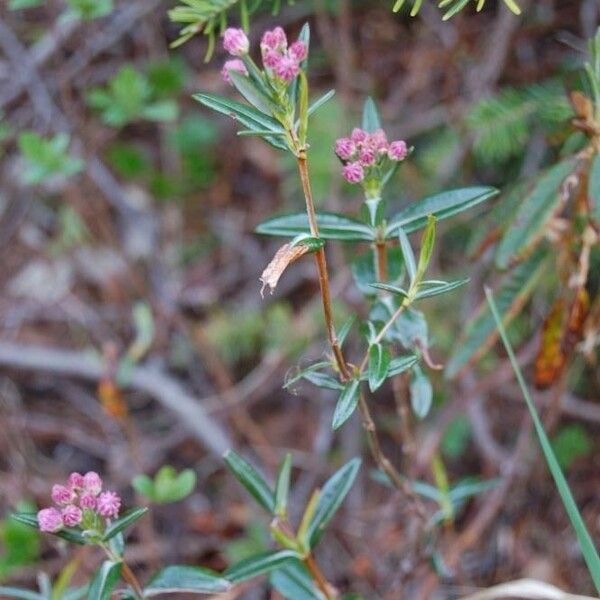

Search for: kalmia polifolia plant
xmin=7 ymin=455 xmax=359 ymax=599
xmin=196 ymin=24 xmax=497 ymax=494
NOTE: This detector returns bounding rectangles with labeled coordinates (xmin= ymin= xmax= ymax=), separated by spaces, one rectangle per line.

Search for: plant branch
xmin=304 ymin=554 xmax=337 ymax=600
xmin=296 ymin=154 xmax=350 ymax=381
xmin=102 ymin=544 xmax=144 ymax=600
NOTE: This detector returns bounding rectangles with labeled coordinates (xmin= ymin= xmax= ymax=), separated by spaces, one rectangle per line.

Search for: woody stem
xmin=296 ymin=153 xmax=350 ymax=380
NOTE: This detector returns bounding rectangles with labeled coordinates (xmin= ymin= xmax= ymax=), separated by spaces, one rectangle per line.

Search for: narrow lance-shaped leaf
xmin=102 ymin=507 xmax=148 ymax=541
xmin=332 ymin=379 xmax=360 ymax=430
xmin=486 ymin=288 xmax=600 ymax=593
xmin=193 ymin=93 xmax=288 ymax=151
xmin=362 ymin=97 xmax=381 ymax=132
xmin=415 ymin=278 xmax=469 ymax=300
xmin=386 ymin=187 xmax=498 ymax=238
xmin=446 ymin=248 xmax=548 ymax=378
xmin=256 ymin=212 xmax=375 ymax=241
xmin=144 ymin=565 xmax=230 ymax=596
xmin=307 ymin=458 xmax=361 ymax=548
xmin=11 ymin=513 xmax=86 ymax=545
xmin=224 ymin=550 xmax=301 ymax=583
xmin=495 ymin=159 xmax=575 ymax=269
xmin=270 ymin=559 xmax=326 ymax=600
xmin=415 ymin=215 xmax=436 ymax=285
xmin=410 ymin=365 xmax=433 ymax=419
xmin=223 ymin=450 xmax=275 ymax=513
xmin=307 ymin=89 xmax=335 ymax=118
xmin=368 ymin=343 xmax=391 ymax=392
xmin=398 ymin=227 xmax=416 ymax=285
xmin=88 ymin=561 xmax=122 ymax=600
xmin=298 ymin=71 xmax=308 ymax=146
xmin=229 ymin=70 xmax=277 ymax=116
xmin=274 ymin=453 xmax=293 ymax=518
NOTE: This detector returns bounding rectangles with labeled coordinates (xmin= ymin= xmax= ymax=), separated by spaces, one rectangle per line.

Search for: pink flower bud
xmin=223 ymin=28 xmax=249 ymax=56
xmin=289 ymin=41 xmax=307 ymax=62
xmin=261 ymin=27 xmax=287 ymax=51
xmin=83 ymin=472 xmax=102 ymax=496
xmin=51 ymin=484 xmax=74 ymax=506
xmin=68 ymin=472 xmax=84 ymax=490
xmin=359 ymin=148 xmax=376 ymax=167
xmin=368 ymin=128 xmax=388 ymax=152
xmin=262 ymin=49 xmax=281 ymax=69
xmin=342 ymin=162 xmax=365 ymax=184
xmin=221 ymin=59 xmax=248 ymax=85
xmin=275 ymin=55 xmax=300 ymax=82
xmin=335 ymin=137 xmax=356 ymax=160
xmin=80 ymin=492 xmax=97 ymax=510
xmin=389 ymin=140 xmax=408 ymax=161
xmin=61 ymin=505 xmax=82 ymax=527
xmin=351 ymin=128 xmax=368 ymax=144
xmin=97 ymin=491 xmax=121 ymax=518
xmin=38 ymin=508 xmax=63 ymax=532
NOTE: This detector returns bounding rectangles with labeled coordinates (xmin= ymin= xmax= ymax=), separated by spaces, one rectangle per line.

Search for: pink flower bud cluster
xmin=260 ymin=27 xmax=307 ymax=83
xmin=335 ymin=127 xmax=408 ymax=184
xmin=37 ymin=471 xmax=121 ymax=533
xmin=220 ymin=26 xmax=307 ymax=87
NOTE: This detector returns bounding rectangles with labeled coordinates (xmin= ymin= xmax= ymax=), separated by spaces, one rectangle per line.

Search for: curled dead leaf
xmin=260 ymin=242 xmax=309 ymax=297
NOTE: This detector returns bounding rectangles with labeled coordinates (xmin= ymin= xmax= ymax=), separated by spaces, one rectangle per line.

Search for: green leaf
xmin=338 ymin=316 xmax=356 ymax=347
xmin=386 ymin=187 xmax=498 ymax=238
xmin=386 ymin=354 xmax=419 ymax=377
xmin=495 ymin=160 xmax=575 ymax=269
xmin=307 ymin=90 xmax=335 ymax=118
xmin=0 ymin=588 xmax=44 ymax=600
xmin=229 ymin=70 xmax=277 ymax=116
xmin=223 ymin=450 xmax=275 ymax=513
xmin=102 ymin=507 xmax=148 ymax=541
xmin=283 ymin=362 xmax=343 ymax=392
xmin=410 ymin=365 xmax=432 ymax=419
xmin=303 ymin=371 xmax=344 ymax=391
xmin=367 ymin=344 xmax=391 ymax=392
xmin=298 ymin=72 xmax=309 ymax=145
xmin=291 ymin=234 xmax=325 ymax=253
xmin=18 ymin=132 xmax=83 ymax=185
xmin=270 ymin=560 xmax=325 ymax=600
xmin=588 ymin=153 xmax=600 ymax=222
xmin=133 ymin=466 xmax=197 ymax=504
xmin=486 ymin=288 xmax=600 ymax=593
xmin=362 ymin=97 xmax=381 ymax=133
xmin=194 ymin=93 xmax=288 ymax=150
xmin=352 ymin=247 xmax=405 ymax=296
xmin=307 ymin=458 xmax=361 ymax=548
xmin=414 ymin=215 xmax=436 ymax=284
xmin=398 ymin=227 xmax=416 ymax=284
xmin=274 ymin=453 xmax=293 ymax=518
xmin=448 ymin=478 xmax=500 ymax=503
xmin=446 ymin=248 xmax=548 ymax=378
xmin=368 ymin=282 xmax=409 ymax=298
xmin=224 ymin=550 xmax=300 ymax=583
xmin=256 ymin=212 xmax=375 ymax=241
xmin=415 ymin=278 xmax=469 ymax=300
xmin=144 ymin=565 xmax=230 ymax=596
xmin=332 ymin=379 xmax=361 ymax=430
xmin=10 ymin=513 xmax=86 ymax=545
xmin=88 ymin=561 xmax=121 ymax=600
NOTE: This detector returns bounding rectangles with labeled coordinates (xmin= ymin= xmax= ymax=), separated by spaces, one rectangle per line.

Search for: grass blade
xmin=485 ymin=287 xmax=600 ymax=593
